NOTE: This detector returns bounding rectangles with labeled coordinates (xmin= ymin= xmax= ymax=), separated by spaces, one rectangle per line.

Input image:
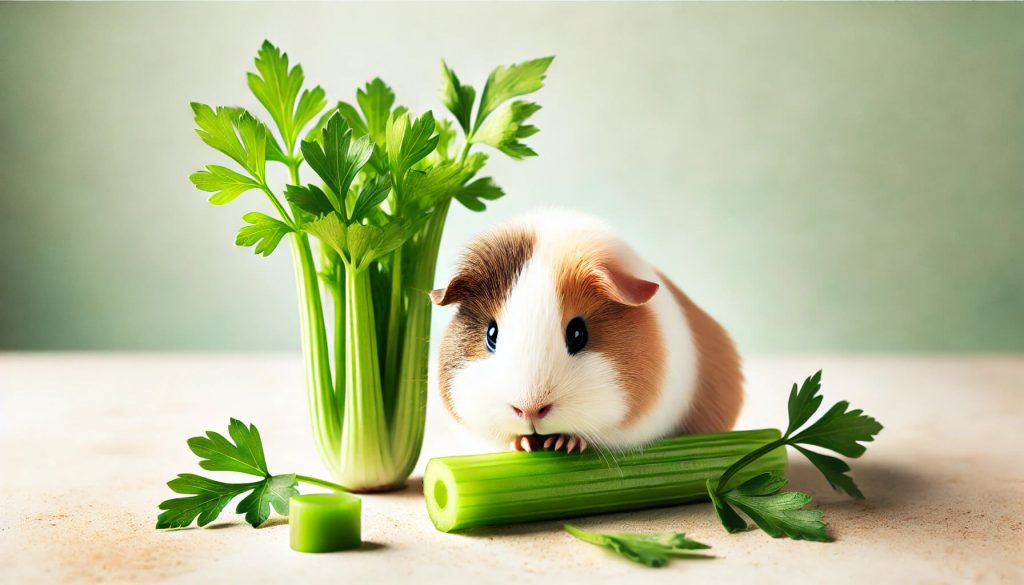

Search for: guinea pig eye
xmin=485 ymin=320 xmax=498 ymax=353
xmin=565 ymin=317 xmax=588 ymax=355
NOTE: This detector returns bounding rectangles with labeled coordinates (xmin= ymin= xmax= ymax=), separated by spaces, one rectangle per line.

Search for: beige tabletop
xmin=1 ymin=354 xmax=1021 ymax=584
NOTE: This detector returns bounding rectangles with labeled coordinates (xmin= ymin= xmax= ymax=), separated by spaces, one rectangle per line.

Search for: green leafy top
xmin=191 ymin=104 xmax=268 ymax=183
xmin=476 ymin=57 xmax=554 ymax=127
xmin=247 ymin=40 xmax=327 ymax=155
xmin=300 ymin=113 xmax=374 ymax=214
xmin=707 ymin=370 xmax=883 ymax=541
xmin=157 ymin=419 xmax=300 ymax=529
xmin=564 ymin=524 xmax=712 ymax=568
xmin=440 ymin=61 xmax=475 ymax=134
xmin=188 ymin=41 xmax=552 ymax=263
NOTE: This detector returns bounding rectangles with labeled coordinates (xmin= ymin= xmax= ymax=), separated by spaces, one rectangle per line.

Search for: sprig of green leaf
xmin=707 ymin=370 xmax=883 ymax=541
xmin=157 ymin=419 xmax=299 ymax=528
xmin=157 ymin=419 xmax=342 ymax=529
xmin=247 ymin=41 xmax=327 ymax=156
xmin=235 ymin=212 xmax=293 ymax=257
xmin=565 ymin=524 xmax=713 ymax=567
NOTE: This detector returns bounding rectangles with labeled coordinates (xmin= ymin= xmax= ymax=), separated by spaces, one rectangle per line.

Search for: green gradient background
xmin=1 ymin=2 xmax=1021 ymax=352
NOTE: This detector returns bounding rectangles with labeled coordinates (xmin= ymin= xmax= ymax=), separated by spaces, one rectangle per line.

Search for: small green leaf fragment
xmin=565 ymin=524 xmax=713 ymax=568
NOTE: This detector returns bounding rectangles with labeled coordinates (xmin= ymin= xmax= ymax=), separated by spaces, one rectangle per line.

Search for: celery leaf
xmin=190 ymin=165 xmax=262 ymax=205
xmin=718 ymin=473 xmax=829 ymax=542
xmin=455 ymin=176 xmax=505 ymax=212
xmin=351 ymin=175 xmax=392 ymax=221
xmin=247 ymin=41 xmax=326 ymax=150
xmin=301 ymin=113 xmax=374 ymax=212
xmin=236 ymin=212 xmax=292 ymax=256
xmin=191 ymin=104 xmax=268 ymax=182
xmin=357 ymin=78 xmax=396 ymax=144
xmin=157 ymin=419 xmax=299 ymax=529
xmin=440 ymin=61 xmax=476 ymax=134
xmin=565 ymin=524 xmax=713 ymax=568
xmin=285 ymin=184 xmax=336 ymax=219
xmin=476 ymin=57 xmax=554 ymax=127
xmin=472 ymin=101 xmax=541 ymax=159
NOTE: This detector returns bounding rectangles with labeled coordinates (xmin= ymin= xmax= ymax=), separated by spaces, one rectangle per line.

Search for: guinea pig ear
xmin=594 ymin=263 xmax=660 ymax=306
xmin=429 ymin=275 xmax=469 ymax=306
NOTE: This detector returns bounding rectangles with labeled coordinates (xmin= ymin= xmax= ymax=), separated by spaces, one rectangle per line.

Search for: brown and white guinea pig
xmin=430 ymin=209 xmax=743 ymax=453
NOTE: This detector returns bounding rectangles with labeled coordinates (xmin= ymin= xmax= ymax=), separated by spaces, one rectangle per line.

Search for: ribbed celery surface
xmin=424 ymin=428 xmax=787 ymax=532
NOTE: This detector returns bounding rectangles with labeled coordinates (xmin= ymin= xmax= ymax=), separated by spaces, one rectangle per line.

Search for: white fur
xmin=446 ymin=209 xmax=700 ymax=450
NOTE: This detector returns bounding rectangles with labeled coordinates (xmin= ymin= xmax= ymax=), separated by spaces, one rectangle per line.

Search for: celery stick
xmin=424 ymin=429 xmax=787 ymax=532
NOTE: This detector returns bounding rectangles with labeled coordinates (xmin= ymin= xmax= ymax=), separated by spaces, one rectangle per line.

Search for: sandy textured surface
xmin=1 ymin=354 xmax=1021 ymax=584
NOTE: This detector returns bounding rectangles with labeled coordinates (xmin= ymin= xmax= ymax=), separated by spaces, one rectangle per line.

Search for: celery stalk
xmin=189 ymin=43 xmax=553 ymax=493
xmin=424 ymin=429 xmax=788 ymax=532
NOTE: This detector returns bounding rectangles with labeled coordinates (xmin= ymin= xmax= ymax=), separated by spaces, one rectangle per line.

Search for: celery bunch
xmin=189 ymin=42 xmax=552 ymax=491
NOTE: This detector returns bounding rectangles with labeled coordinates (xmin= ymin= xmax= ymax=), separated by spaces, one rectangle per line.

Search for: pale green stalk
xmin=338 ymin=264 xmax=395 ymax=490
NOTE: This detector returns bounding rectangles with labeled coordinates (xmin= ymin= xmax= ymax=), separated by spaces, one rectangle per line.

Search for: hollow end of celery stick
xmin=424 ymin=428 xmax=787 ymax=533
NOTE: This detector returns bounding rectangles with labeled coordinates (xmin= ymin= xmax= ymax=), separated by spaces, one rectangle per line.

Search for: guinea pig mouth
xmin=511 ymin=433 xmax=588 ymax=453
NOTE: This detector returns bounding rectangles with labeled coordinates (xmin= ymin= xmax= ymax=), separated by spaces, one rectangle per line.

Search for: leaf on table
xmin=236 ymin=473 xmax=299 ymax=527
xmin=156 ymin=419 xmax=298 ymax=529
xmin=719 ymin=473 xmax=830 ymax=542
xmin=235 ymin=212 xmax=292 ymax=257
xmin=565 ymin=524 xmax=713 ymax=568
xmin=707 ymin=479 xmax=750 ymax=534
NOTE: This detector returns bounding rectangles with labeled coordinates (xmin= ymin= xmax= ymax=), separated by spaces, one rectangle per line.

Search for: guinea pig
xmin=430 ymin=209 xmax=743 ymax=453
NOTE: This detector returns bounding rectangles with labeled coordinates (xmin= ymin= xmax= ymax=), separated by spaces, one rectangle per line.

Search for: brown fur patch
xmin=436 ymin=226 xmax=536 ymax=419
xmin=554 ymin=247 xmax=667 ymax=428
xmin=657 ymin=272 xmax=744 ymax=434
